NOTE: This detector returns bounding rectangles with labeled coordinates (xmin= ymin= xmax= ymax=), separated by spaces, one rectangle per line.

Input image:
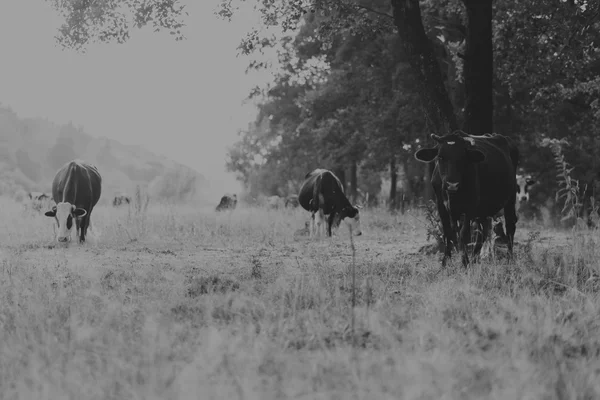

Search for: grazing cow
xmin=298 ymin=168 xmax=362 ymax=237
xmin=216 ymin=194 xmax=237 ymax=211
xmin=28 ymin=191 xmax=53 ymax=212
xmin=113 ymin=194 xmax=131 ymax=207
xmin=285 ymin=194 xmax=300 ymax=208
xmin=45 ymin=160 xmax=102 ymax=243
xmin=415 ymin=132 xmax=519 ymax=267
xmin=266 ymin=195 xmax=285 ymax=209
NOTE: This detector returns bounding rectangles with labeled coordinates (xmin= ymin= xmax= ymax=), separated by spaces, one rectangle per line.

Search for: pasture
xmin=1 ymin=197 xmax=599 ymax=399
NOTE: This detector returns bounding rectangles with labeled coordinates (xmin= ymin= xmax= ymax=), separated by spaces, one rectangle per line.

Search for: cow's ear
xmin=526 ymin=178 xmax=536 ymax=185
xmin=45 ymin=209 xmax=56 ymax=217
xmin=73 ymin=208 xmax=87 ymax=218
xmin=415 ymin=148 xmax=438 ymax=163
xmin=467 ymin=149 xmax=485 ymax=163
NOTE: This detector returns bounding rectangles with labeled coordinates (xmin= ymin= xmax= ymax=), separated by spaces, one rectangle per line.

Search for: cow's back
xmin=52 ymin=160 xmax=102 ymax=209
xmin=298 ymin=169 xmax=323 ymax=211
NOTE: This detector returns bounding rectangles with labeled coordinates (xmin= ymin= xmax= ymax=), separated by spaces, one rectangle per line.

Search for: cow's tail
xmin=311 ymin=173 xmax=323 ymax=211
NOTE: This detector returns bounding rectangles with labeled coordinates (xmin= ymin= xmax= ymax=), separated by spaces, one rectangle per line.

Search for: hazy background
xmin=0 ymin=0 xmax=275 ymax=197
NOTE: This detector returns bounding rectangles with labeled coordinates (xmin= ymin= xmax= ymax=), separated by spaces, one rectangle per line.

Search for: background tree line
xmin=38 ymin=0 xmax=600 ymax=218
xmin=217 ymin=0 xmax=600 ymax=220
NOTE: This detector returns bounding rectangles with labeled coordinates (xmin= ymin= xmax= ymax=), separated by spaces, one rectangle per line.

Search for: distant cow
xmin=415 ymin=132 xmax=519 ymax=267
xmin=298 ymin=168 xmax=362 ymax=237
xmin=216 ymin=194 xmax=237 ymax=211
xmin=113 ymin=194 xmax=131 ymax=207
xmin=45 ymin=159 xmax=102 ymax=243
xmin=28 ymin=191 xmax=53 ymax=212
xmin=266 ymin=195 xmax=285 ymax=209
xmin=285 ymin=194 xmax=300 ymax=208
xmin=516 ymin=173 xmax=536 ymax=204
xmin=484 ymin=171 xmax=538 ymax=247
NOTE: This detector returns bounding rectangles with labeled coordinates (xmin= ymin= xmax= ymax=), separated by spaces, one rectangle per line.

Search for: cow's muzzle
xmin=445 ymin=181 xmax=460 ymax=193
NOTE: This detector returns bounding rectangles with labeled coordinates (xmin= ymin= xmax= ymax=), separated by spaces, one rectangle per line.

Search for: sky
xmin=0 ymin=0 xmax=279 ymax=195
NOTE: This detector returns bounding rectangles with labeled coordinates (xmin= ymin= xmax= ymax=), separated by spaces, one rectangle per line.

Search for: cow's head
xmin=45 ymin=202 xmax=87 ymax=242
xmin=415 ymin=133 xmax=486 ymax=194
xmin=516 ymin=174 xmax=536 ymax=203
xmin=341 ymin=204 xmax=362 ymax=236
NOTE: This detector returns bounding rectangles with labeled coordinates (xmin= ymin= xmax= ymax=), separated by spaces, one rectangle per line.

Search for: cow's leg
xmin=309 ymin=212 xmax=316 ymax=237
xmin=459 ymin=215 xmax=471 ymax=267
xmin=314 ymin=209 xmax=325 ymax=237
xmin=326 ymin=213 xmax=336 ymax=237
xmin=476 ymin=217 xmax=493 ymax=261
xmin=503 ymin=200 xmax=518 ymax=260
xmin=79 ymin=215 xmax=88 ymax=243
xmin=472 ymin=217 xmax=489 ymax=259
xmin=436 ymin=199 xmax=456 ymax=267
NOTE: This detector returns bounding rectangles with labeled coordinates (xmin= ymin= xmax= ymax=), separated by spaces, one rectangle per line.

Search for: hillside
xmin=0 ymin=106 xmax=209 ymax=205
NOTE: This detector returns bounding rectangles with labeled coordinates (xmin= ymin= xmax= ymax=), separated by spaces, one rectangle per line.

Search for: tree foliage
xmin=219 ymin=0 xmax=600 ymax=217
xmin=47 ymin=0 xmax=188 ymax=51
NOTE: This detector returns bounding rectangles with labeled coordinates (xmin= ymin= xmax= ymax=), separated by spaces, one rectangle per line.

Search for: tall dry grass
xmin=0 ymin=197 xmax=599 ymax=399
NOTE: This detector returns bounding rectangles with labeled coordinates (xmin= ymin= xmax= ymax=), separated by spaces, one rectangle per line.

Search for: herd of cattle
xmin=25 ymin=131 xmax=537 ymax=267
xmin=216 ymin=131 xmax=537 ymax=267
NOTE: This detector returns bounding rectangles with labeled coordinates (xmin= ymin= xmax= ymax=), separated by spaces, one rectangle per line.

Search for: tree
xmin=47 ymin=0 xmax=188 ymax=51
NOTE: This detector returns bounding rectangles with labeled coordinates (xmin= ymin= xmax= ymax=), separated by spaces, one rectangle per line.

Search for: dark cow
xmin=113 ymin=194 xmax=131 ymax=207
xmin=216 ymin=194 xmax=237 ymax=211
xmin=28 ymin=191 xmax=53 ymax=212
xmin=415 ymin=132 xmax=519 ymax=267
xmin=285 ymin=194 xmax=300 ymax=208
xmin=45 ymin=160 xmax=102 ymax=243
xmin=298 ymin=169 xmax=362 ymax=237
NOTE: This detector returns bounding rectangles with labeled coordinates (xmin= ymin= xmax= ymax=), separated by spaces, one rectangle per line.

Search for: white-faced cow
xmin=45 ymin=160 xmax=102 ymax=243
xmin=298 ymin=168 xmax=362 ymax=237
xmin=516 ymin=173 xmax=536 ymax=204
xmin=113 ymin=194 xmax=131 ymax=207
xmin=482 ymin=170 xmax=537 ymax=251
xmin=415 ymin=132 xmax=519 ymax=267
xmin=216 ymin=194 xmax=237 ymax=211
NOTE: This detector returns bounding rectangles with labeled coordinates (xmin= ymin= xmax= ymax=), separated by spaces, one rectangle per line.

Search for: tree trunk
xmin=390 ymin=0 xmax=458 ymax=135
xmin=461 ymin=0 xmax=493 ymax=134
xmin=391 ymin=0 xmax=459 ymax=201
xmin=389 ymin=157 xmax=397 ymax=211
xmin=333 ymin=166 xmax=346 ymax=192
xmin=350 ymin=161 xmax=358 ymax=202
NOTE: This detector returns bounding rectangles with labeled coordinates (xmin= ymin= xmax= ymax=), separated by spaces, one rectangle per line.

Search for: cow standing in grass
xmin=415 ymin=132 xmax=519 ymax=267
xmin=298 ymin=168 xmax=362 ymax=237
xmin=216 ymin=194 xmax=237 ymax=211
xmin=45 ymin=160 xmax=102 ymax=243
xmin=113 ymin=194 xmax=131 ymax=207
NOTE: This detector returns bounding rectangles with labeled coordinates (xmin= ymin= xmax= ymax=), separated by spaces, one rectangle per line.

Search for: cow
xmin=216 ymin=194 xmax=237 ymax=211
xmin=113 ymin=194 xmax=131 ymax=207
xmin=285 ymin=194 xmax=300 ymax=208
xmin=266 ymin=195 xmax=285 ymax=209
xmin=45 ymin=160 xmax=102 ymax=243
xmin=298 ymin=168 xmax=362 ymax=237
xmin=516 ymin=173 xmax=536 ymax=204
xmin=28 ymin=191 xmax=53 ymax=212
xmin=414 ymin=132 xmax=519 ymax=267
xmin=482 ymin=171 xmax=538 ymax=250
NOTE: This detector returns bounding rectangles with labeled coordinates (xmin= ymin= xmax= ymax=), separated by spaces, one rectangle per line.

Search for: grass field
xmin=1 ymin=197 xmax=599 ymax=399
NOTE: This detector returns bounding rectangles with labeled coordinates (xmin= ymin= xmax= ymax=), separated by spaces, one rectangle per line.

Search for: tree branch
xmin=356 ymin=4 xmax=393 ymax=19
